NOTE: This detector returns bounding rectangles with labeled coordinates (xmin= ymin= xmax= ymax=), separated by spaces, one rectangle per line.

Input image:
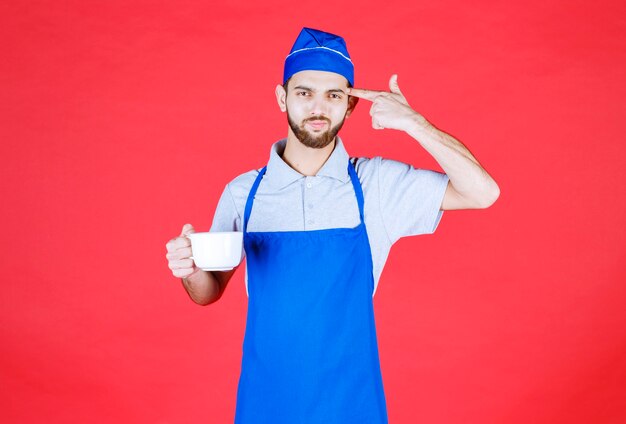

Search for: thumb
xmin=180 ymin=223 xmax=195 ymax=237
xmin=389 ymin=74 xmax=403 ymax=95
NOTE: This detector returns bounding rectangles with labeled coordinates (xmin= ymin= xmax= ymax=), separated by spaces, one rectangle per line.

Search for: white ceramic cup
xmin=186 ymin=231 xmax=244 ymax=271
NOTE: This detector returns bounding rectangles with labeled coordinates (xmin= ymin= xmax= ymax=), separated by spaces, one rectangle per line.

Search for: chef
xmin=165 ymin=27 xmax=500 ymax=423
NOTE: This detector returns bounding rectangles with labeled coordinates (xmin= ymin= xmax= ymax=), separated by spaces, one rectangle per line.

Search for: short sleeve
xmin=210 ymin=184 xmax=242 ymax=233
xmin=377 ymin=157 xmax=449 ymax=244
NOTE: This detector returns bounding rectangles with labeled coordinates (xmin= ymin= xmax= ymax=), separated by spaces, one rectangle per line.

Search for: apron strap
xmin=243 ymin=166 xmax=267 ymax=234
xmin=347 ymin=160 xmax=365 ymax=224
xmin=243 ymin=159 xmax=365 ymax=234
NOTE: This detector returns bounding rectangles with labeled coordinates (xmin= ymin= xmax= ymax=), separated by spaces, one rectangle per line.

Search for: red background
xmin=2 ymin=1 xmax=625 ymax=423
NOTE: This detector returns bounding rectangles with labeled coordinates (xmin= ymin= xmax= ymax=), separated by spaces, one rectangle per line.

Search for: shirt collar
xmin=265 ymin=136 xmax=351 ymax=189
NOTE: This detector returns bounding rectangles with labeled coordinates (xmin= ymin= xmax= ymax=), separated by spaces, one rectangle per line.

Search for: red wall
xmin=2 ymin=1 xmax=625 ymax=423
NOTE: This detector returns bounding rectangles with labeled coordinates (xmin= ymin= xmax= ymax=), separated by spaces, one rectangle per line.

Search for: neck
xmin=282 ymin=130 xmax=336 ymax=176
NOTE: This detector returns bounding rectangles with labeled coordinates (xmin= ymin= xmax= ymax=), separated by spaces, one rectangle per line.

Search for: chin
xmin=300 ymin=133 xmax=335 ymax=149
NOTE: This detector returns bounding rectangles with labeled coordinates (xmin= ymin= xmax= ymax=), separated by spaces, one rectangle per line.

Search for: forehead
xmin=288 ymin=70 xmax=349 ymax=90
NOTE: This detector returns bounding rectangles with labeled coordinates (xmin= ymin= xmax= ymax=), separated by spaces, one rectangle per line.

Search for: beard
xmin=287 ymin=109 xmax=346 ymax=149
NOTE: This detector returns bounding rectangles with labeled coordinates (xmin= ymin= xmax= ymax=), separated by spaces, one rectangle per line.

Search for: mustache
xmin=304 ymin=116 xmax=330 ymax=124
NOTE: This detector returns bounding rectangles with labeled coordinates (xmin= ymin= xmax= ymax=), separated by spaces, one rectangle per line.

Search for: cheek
xmin=286 ymin=99 xmax=306 ymax=115
xmin=331 ymin=104 xmax=349 ymax=120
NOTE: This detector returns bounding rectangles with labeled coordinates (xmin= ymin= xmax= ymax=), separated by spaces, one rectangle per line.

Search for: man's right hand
xmin=165 ymin=223 xmax=199 ymax=279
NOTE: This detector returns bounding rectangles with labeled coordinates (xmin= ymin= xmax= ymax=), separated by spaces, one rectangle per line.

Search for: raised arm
xmin=348 ymin=74 xmax=500 ymax=210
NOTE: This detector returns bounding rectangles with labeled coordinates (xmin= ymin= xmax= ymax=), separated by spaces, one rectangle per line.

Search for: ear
xmin=275 ymin=84 xmax=287 ymax=112
xmin=345 ymin=95 xmax=359 ymax=118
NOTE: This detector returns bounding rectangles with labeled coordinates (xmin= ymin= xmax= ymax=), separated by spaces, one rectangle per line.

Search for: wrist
xmin=407 ymin=112 xmax=430 ymax=132
xmin=406 ymin=112 xmax=436 ymax=139
xmin=183 ymin=266 xmax=202 ymax=283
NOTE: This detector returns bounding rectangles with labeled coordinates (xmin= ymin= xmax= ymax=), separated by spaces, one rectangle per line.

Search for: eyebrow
xmin=293 ymin=85 xmax=346 ymax=94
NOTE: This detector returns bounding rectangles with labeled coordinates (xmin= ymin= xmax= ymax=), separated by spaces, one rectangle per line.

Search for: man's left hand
xmin=347 ymin=74 xmax=426 ymax=132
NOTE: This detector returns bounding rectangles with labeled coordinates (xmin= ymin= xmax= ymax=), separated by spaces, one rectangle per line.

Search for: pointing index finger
xmin=347 ymin=87 xmax=384 ymax=101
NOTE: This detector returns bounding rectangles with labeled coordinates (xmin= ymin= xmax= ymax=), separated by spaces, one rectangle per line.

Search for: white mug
xmin=187 ymin=231 xmax=243 ymax=271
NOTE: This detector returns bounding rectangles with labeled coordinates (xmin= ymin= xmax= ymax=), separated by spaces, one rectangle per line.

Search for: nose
xmin=309 ymin=95 xmax=329 ymax=117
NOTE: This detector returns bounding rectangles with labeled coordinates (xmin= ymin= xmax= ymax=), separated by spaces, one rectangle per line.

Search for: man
xmin=165 ymin=27 xmax=499 ymax=423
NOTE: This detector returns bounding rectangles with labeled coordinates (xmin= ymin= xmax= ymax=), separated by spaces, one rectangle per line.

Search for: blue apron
xmin=234 ymin=160 xmax=388 ymax=424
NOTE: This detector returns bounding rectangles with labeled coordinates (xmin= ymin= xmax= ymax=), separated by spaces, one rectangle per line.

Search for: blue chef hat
xmin=283 ymin=27 xmax=354 ymax=86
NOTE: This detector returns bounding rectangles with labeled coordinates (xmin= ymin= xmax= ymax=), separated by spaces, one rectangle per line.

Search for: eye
xmin=330 ymin=93 xmax=342 ymax=100
xmin=297 ymin=91 xmax=309 ymax=96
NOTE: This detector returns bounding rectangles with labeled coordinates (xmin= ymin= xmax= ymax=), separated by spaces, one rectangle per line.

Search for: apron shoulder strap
xmin=347 ymin=159 xmax=365 ymax=224
xmin=244 ymin=160 xmax=364 ymax=233
xmin=243 ymin=166 xmax=267 ymax=233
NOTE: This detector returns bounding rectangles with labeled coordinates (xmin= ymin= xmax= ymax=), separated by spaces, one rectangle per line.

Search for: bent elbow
xmin=480 ymin=184 xmax=500 ymax=208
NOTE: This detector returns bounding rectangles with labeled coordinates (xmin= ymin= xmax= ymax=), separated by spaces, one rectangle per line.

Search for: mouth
xmin=306 ymin=120 xmax=329 ymax=130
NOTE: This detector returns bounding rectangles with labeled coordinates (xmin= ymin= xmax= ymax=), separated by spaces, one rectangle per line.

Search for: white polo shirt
xmin=210 ymin=136 xmax=449 ymax=296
